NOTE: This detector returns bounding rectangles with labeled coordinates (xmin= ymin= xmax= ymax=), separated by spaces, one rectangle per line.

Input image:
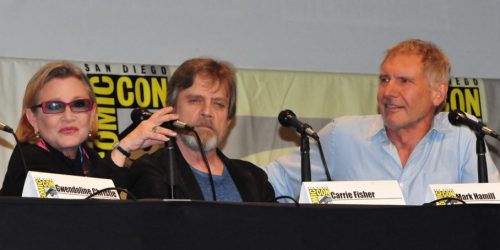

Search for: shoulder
xmin=218 ymin=151 xmax=268 ymax=177
xmin=429 ymin=112 xmax=480 ymax=155
xmin=5 ymin=143 xmax=53 ymax=182
xmin=332 ymin=114 xmax=382 ymax=129
xmin=319 ymin=114 xmax=383 ymax=140
xmin=231 ymin=159 xmax=264 ymax=173
xmin=433 ymin=112 xmax=476 ymax=138
xmin=81 ymin=143 xmax=101 ymax=161
xmin=11 ymin=142 xmax=50 ymax=161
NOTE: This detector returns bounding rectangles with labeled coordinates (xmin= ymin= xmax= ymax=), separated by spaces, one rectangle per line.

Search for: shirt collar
xmin=367 ymin=113 xmax=452 ymax=142
xmin=367 ymin=116 xmax=385 ymax=141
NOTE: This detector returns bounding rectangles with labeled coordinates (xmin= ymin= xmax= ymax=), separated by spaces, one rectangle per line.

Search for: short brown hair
xmin=167 ymin=58 xmax=237 ymax=119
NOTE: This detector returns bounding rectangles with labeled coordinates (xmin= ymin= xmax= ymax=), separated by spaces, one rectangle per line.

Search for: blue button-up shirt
xmin=265 ymin=113 xmax=500 ymax=205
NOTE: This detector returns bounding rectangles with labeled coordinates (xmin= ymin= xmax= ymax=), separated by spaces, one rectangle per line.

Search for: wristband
xmin=113 ymin=143 xmax=131 ymax=158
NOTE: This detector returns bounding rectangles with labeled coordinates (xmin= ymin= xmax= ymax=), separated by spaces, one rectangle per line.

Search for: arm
xmin=264 ymin=121 xmax=336 ymax=200
xmin=0 ymin=145 xmax=27 ymax=196
xmin=459 ymin=126 xmax=500 ymax=183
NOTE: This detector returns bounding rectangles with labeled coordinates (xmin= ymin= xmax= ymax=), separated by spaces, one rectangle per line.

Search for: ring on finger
xmin=152 ymin=126 xmax=159 ymax=133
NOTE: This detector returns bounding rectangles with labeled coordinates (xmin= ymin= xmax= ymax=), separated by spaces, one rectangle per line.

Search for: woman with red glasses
xmin=0 ymin=61 xmax=176 ymax=196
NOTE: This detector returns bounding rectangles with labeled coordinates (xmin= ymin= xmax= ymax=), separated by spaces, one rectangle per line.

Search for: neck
xmin=386 ymin=116 xmax=433 ymax=167
xmin=61 ymin=147 xmax=79 ymax=160
xmin=39 ymin=139 xmax=79 ymax=160
xmin=176 ymin=139 xmax=223 ymax=175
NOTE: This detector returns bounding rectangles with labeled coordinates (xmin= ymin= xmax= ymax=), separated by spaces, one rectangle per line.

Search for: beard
xmin=179 ymin=132 xmax=218 ymax=152
xmin=179 ymin=118 xmax=220 ymax=152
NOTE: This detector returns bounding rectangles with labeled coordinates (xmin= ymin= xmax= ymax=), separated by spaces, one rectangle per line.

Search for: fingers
xmin=150 ymin=106 xmax=175 ymax=119
xmin=118 ymin=107 xmax=180 ymax=152
xmin=147 ymin=107 xmax=179 ymax=137
xmin=148 ymin=123 xmax=177 ymax=138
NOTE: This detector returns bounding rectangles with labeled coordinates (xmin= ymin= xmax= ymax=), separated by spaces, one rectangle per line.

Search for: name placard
xmin=22 ymin=171 xmax=119 ymax=200
xmin=429 ymin=183 xmax=500 ymax=204
xmin=299 ymin=180 xmax=405 ymax=205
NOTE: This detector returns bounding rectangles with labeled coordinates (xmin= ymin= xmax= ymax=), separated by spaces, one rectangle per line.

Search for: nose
xmin=61 ymin=104 xmax=76 ymax=120
xmin=380 ymin=79 xmax=400 ymax=98
xmin=201 ymin=102 xmax=214 ymax=118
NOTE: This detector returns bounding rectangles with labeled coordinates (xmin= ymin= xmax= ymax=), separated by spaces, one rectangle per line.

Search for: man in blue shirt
xmin=265 ymin=39 xmax=500 ymax=205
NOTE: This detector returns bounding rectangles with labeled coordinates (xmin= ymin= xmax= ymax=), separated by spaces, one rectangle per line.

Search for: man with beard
xmin=124 ymin=58 xmax=275 ymax=202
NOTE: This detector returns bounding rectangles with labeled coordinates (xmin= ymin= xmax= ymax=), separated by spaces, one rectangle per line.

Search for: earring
xmin=88 ymin=130 xmax=92 ymax=138
xmin=34 ymin=132 xmax=40 ymax=139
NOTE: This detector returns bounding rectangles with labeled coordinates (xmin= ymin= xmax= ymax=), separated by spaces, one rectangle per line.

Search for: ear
xmin=89 ymin=104 xmax=97 ymax=131
xmin=432 ymin=82 xmax=448 ymax=107
xmin=225 ymin=117 xmax=233 ymax=130
xmin=26 ymin=109 xmax=39 ymax=132
xmin=90 ymin=104 xmax=97 ymax=123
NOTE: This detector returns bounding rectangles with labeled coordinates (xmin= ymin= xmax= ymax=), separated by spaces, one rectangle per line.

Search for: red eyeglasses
xmin=31 ymin=99 xmax=94 ymax=114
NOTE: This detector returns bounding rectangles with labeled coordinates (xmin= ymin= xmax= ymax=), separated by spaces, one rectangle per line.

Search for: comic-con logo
xmin=308 ymin=187 xmax=333 ymax=204
xmin=34 ymin=178 xmax=59 ymax=198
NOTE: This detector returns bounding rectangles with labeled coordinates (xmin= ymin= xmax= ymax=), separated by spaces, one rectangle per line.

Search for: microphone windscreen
xmin=448 ymin=109 xmax=465 ymax=126
xmin=131 ymin=108 xmax=152 ymax=123
xmin=0 ymin=121 xmax=14 ymax=133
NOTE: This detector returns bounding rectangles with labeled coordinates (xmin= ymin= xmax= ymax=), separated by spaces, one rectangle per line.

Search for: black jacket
xmin=0 ymin=142 xmax=127 ymax=196
xmin=1 ymin=141 xmax=275 ymax=202
xmin=127 ymin=142 xmax=275 ymax=202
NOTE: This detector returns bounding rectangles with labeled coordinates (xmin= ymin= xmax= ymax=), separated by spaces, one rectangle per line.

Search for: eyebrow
xmin=185 ymin=93 xmax=228 ymax=100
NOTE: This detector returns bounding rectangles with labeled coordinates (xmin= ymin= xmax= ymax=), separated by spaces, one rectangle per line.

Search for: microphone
xmin=0 ymin=121 xmax=14 ymax=133
xmin=278 ymin=109 xmax=319 ymax=140
xmin=0 ymin=121 xmax=29 ymax=174
xmin=131 ymin=108 xmax=194 ymax=131
xmin=448 ymin=110 xmax=499 ymax=139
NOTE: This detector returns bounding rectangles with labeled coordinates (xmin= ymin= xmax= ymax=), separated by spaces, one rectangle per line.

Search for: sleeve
xmin=458 ymin=126 xmax=500 ymax=183
xmin=261 ymin=180 xmax=276 ymax=202
xmin=90 ymin=153 xmax=137 ymax=190
xmin=264 ymin=120 xmax=336 ymax=201
xmin=486 ymin=154 xmax=500 ymax=182
xmin=1 ymin=145 xmax=30 ymax=196
xmin=249 ymin=164 xmax=275 ymax=202
xmin=126 ymin=151 xmax=173 ymax=199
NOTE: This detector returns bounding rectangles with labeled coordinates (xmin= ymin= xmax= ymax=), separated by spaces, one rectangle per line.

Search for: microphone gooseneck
xmin=277 ymin=109 xmax=332 ymax=182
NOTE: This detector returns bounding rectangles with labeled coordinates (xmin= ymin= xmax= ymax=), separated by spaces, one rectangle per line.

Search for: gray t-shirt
xmin=191 ymin=165 xmax=242 ymax=201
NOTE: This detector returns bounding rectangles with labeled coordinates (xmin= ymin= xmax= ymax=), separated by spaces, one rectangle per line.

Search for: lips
xmin=385 ymin=104 xmax=400 ymax=109
xmin=193 ymin=119 xmax=215 ymax=132
xmin=196 ymin=125 xmax=215 ymax=133
xmin=59 ymin=126 xmax=78 ymax=134
xmin=384 ymin=102 xmax=404 ymax=111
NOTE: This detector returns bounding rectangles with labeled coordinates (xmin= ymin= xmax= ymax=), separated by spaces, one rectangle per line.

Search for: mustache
xmin=191 ymin=119 xmax=215 ymax=130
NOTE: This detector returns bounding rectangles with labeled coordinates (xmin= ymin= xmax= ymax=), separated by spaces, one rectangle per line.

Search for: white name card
xmin=22 ymin=171 xmax=119 ymax=200
xmin=299 ymin=180 xmax=406 ymax=205
xmin=429 ymin=183 xmax=500 ymax=204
